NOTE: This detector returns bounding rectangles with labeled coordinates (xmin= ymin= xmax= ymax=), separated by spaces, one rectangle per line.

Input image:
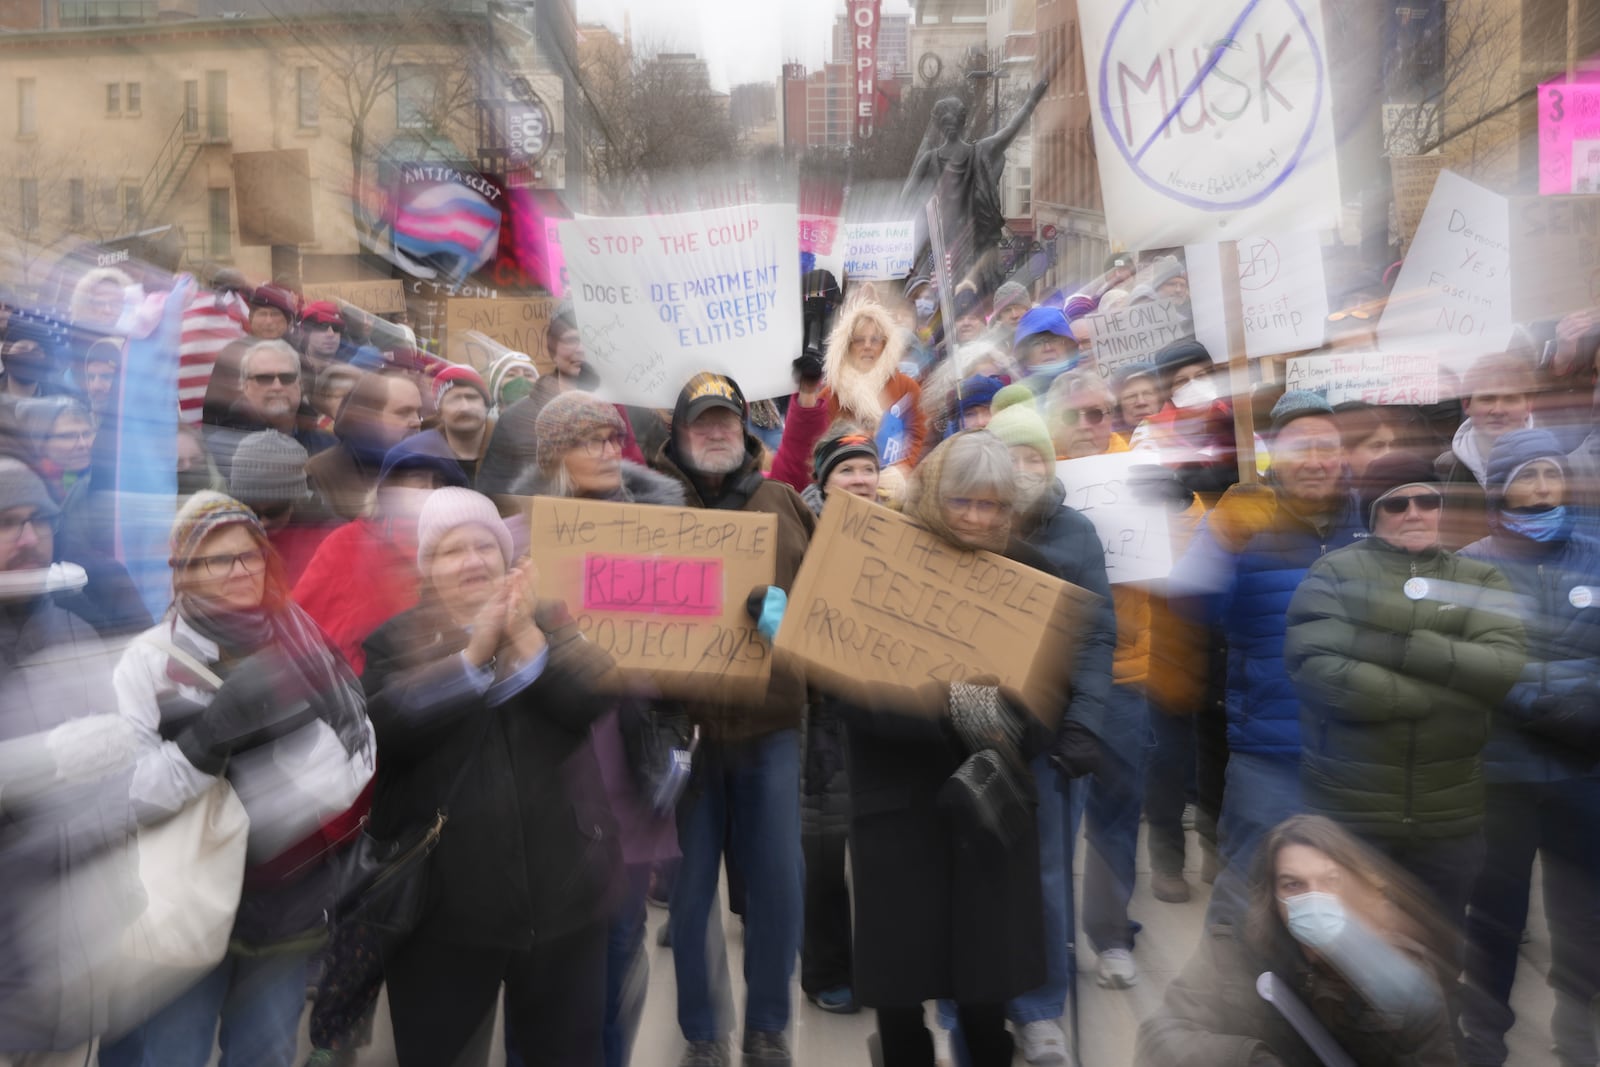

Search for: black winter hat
xmin=1359 ymin=451 xmax=1439 ymax=529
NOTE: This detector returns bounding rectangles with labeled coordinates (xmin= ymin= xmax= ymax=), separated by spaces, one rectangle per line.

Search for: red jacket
xmin=292 ymin=519 xmax=419 ymax=674
xmin=768 ymin=373 xmax=925 ymax=492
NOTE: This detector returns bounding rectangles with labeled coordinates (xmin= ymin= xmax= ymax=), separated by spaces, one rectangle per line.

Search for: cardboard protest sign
xmin=1378 ymin=170 xmax=1513 ymax=357
xmin=1076 ymin=299 xmax=1193 ymax=378
xmin=1538 ymin=79 xmax=1600 ymax=195
xmin=1057 ymin=453 xmax=1174 ymax=583
xmin=1284 ymin=350 xmax=1438 ymax=405
xmin=445 ymin=297 xmax=554 ymax=373
xmin=1390 ymin=155 xmax=1444 ymax=248
xmin=1188 ymin=232 xmax=1329 ymax=359
xmin=774 ymin=491 xmax=1097 ymax=727
xmin=528 ymin=497 xmax=777 ymax=702
xmin=560 ymin=204 xmax=802 ymax=408
xmin=1508 ymin=195 xmax=1600 ymax=324
xmin=302 ymin=279 xmax=407 ymax=315
xmin=234 ymin=150 xmax=316 ymax=246
xmin=1078 ymin=0 xmax=1341 ymax=250
xmin=840 ymin=220 xmax=916 ymax=280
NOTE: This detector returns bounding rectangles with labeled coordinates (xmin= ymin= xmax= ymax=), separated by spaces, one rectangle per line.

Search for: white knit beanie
xmin=416 ymin=487 xmax=514 ymax=570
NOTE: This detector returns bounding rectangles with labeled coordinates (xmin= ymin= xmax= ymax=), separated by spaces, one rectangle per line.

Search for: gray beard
xmin=688 ymin=445 xmax=744 ymax=476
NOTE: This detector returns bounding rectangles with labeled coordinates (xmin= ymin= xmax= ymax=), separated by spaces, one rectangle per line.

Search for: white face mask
xmin=1171 ymin=375 xmax=1218 ymax=411
xmin=914 ymin=296 xmax=937 ymax=320
xmin=1280 ymin=890 xmax=1346 ymax=948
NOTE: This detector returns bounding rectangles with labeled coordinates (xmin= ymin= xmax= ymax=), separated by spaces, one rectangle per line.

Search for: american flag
xmin=177 ymin=287 xmax=248 ymax=424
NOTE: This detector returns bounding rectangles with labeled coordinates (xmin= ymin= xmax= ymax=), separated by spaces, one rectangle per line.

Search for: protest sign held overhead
xmin=528 ymin=497 xmax=777 ymax=702
xmin=775 ymin=491 xmax=1098 ymax=728
xmin=561 ymin=204 xmax=802 ymax=409
xmin=445 ymin=296 xmax=555 ymax=373
xmin=1378 ymin=169 xmax=1513 ymax=359
xmin=1056 ymin=453 xmax=1174 ymax=584
xmin=301 ymin=279 xmax=408 ymax=316
xmin=840 ymin=220 xmax=916 ymax=280
xmin=1284 ymin=350 xmax=1439 ymax=406
xmin=1188 ymin=231 xmax=1329 ymax=359
xmin=1538 ymin=78 xmax=1600 ymax=195
xmin=1078 ymin=0 xmax=1341 ymax=250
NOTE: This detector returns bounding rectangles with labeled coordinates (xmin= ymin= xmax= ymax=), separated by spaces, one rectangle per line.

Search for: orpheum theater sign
xmin=849 ymin=0 xmax=880 ymax=141
xmin=1078 ymin=0 xmax=1341 ymax=249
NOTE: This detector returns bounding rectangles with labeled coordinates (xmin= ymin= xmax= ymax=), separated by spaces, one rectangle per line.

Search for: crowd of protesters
xmin=0 ymin=248 xmax=1597 ymax=1067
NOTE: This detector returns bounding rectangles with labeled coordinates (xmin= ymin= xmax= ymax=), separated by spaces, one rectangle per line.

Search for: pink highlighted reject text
xmin=583 ymin=554 xmax=723 ymax=616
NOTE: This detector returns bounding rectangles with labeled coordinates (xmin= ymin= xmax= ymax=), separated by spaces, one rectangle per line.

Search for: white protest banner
xmin=1377 ymin=170 xmax=1513 ymax=358
xmin=561 ymin=205 xmax=801 ymax=408
xmin=840 ymin=220 xmax=916 ymax=280
xmin=1056 ymin=452 xmax=1173 ymax=584
xmin=1078 ymin=0 xmax=1341 ymax=250
xmin=1187 ymin=231 xmax=1329 ymax=359
xmin=1076 ymin=300 xmax=1193 ymax=378
xmin=1283 ymin=350 xmax=1438 ymax=405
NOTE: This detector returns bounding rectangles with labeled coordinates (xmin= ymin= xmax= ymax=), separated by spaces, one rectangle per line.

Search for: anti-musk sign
xmin=1377 ymin=169 xmax=1513 ymax=358
xmin=1079 ymin=0 xmax=1341 ymax=249
xmin=561 ymin=204 xmax=802 ymax=408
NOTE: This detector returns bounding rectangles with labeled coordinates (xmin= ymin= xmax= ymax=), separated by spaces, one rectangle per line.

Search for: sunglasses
xmin=1376 ymin=492 xmax=1442 ymax=516
xmin=1069 ymin=406 xmax=1108 ymax=425
xmin=248 ymin=372 xmax=300 ymax=386
xmin=306 ymin=322 xmax=344 ymax=334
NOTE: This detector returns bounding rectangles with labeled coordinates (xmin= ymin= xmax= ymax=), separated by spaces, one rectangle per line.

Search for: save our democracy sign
xmin=1078 ymin=0 xmax=1341 ymax=250
xmin=561 ymin=204 xmax=801 ymax=408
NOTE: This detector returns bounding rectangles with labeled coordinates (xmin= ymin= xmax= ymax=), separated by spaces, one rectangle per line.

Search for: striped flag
xmin=178 ymin=287 xmax=248 ymax=424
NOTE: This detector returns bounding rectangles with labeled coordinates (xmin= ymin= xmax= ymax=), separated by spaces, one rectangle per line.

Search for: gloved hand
xmin=175 ymin=646 xmax=318 ymax=775
xmin=948 ymin=682 xmax=1025 ymax=757
xmin=1126 ymin=464 xmax=1195 ymax=512
xmin=744 ymin=585 xmax=788 ymax=642
xmin=1351 ymin=629 xmax=1407 ymax=672
xmin=1526 ymin=692 xmax=1600 ymax=755
xmin=1050 ymin=719 xmax=1102 ymax=779
xmin=1208 ymin=483 xmax=1278 ymax=552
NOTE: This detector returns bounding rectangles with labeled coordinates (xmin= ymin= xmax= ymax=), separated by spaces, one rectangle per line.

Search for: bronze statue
xmin=902 ymin=78 xmax=1049 ymax=285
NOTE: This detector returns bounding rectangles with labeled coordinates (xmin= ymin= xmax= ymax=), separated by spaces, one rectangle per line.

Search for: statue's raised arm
xmin=978 ymin=78 xmax=1050 ymax=167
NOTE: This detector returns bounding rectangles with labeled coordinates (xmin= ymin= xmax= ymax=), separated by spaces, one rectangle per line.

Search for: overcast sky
xmin=575 ymin=0 xmax=913 ymax=91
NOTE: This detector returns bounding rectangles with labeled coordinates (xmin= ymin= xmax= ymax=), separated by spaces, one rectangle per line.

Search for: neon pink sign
xmin=1539 ymin=78 xmax=1600 ymax=195
xmin=583 ymin=555 xmax=723 ymax=616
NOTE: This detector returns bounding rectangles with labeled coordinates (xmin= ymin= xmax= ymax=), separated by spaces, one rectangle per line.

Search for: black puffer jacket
xmin=1285 ymin=536 xmax=1525 ymax=840
xmin=361 ymin=605 xmax=621 ymax=950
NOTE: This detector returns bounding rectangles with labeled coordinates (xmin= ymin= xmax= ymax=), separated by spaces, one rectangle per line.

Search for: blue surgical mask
xmin=915 ymin=296 xmax=936 ymax=320
xmin=1501 ymin=505 xmax=1572 ymax=543
xmin=1280 ymin=891 xmax=1346 ymax=948
xmin=1025 ymin=355 xmax=1080 ymax=380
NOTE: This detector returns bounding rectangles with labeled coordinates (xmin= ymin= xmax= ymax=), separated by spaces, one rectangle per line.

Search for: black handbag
xmin=619 ymin=699 xmax=698 ymax=815
xmin=938 ymin=748 xmax=1035 ymax=849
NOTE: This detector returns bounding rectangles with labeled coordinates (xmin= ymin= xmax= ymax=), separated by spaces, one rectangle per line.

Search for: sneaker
xmin=741 ymin=1030 xmax=791 ymax=1067
xmin=1200 ymin=843 xmax=1220 ymax=885
xmin=932 ymin=1025 xmax=953 ymax=1067
xmin=1151 ymin=870 xmax=1191 ymax=903
xmin=679 ymin=1039 xmax=731 ymax=1067
xmin=1097 ymin=948 xmax=1139 ymax=989
xmin=806 ymin=986 xmax=858 ymax=1014
xmin=1181 ymin=802 xmax=1197 ymax=831
xmin=1017 ymin=1019 xmax=1068 ymax=1065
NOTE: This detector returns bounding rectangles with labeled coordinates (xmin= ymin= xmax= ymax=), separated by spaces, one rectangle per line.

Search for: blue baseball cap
xmin=1014 ymin=306 xmax=1075 ymax=348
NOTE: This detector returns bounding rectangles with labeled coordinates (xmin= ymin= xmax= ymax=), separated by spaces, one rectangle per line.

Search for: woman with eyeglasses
xmin=15 ymin=396 xmax=95 ymax=503
xmin=1284 ymin=451 xmax=1525 ymax=931
xmin=103 ymin=492 xmax=375 ymax=1067
xmin=1455 ymin=429 xmax=1600 ymax=1067
xmin=506 ymin=389 xmax=683 ymax=1067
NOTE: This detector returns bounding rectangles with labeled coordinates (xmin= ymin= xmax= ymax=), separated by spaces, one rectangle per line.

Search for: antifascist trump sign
xmin=1079 ymin=0 xmax=1341 ymax=249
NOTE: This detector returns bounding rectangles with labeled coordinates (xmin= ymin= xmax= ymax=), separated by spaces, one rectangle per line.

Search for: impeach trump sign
xmin=528 ymin=497 xmax=777 ymax=701
xmin=774 ymin=491 xmax=1098 ymax=728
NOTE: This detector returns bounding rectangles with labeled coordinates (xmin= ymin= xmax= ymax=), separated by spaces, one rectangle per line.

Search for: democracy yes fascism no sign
xmin=1080 ymin=0 xmax=1341 ymax=250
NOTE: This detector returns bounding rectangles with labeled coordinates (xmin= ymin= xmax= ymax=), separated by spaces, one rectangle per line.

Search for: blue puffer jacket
xmin=1174 ymin=489 xmax=1364 ymax=757
xmin=1461 ymin=528 xmax=1600 ymax=783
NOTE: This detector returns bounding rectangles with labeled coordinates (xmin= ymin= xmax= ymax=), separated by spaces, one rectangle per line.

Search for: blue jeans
xmin=1463 ymin=777 xmax=1600 ymax=1067
xmin=98 ymin=951 xmax=309 ymax=1067
xmin=1205 ymin=752 xmax=1302 ymax=929
xmin=668 ymin=729 xmax=802 ymax=1042
xmin=1145 ymin=707 xmax=1197 ymax=876
xmin=604 ymin=864 xmax=652 ymax=1067
xmin=1074 ymin=684 xmax=1150 ymax=953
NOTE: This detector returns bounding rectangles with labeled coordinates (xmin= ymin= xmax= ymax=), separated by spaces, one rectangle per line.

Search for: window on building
xmin=126 ymin=82 xmax=141 ymax=113
xmin=106 ymin=83 xmax=120 ymax=115
xmin=209 ymin=188 xmax=231 ymax=256
xmin=183 ymin=79 xmax=199 ymax=134
xmin=1016 ymin=166 xmax=1031 ymax=216
xmin=206 ymin=70 xmax=228 ymax=140
xmin=297 ymin=67 xmax=319 ymax=128
xmin=68 ymin=178 xmax=85 ymax=227
xmin=123 ymin=184 xmax=140 ymax=226
xmin=17 ymin=78 xmax=36 ymax=137
xmin=19 ymin=178 xmax=38 ymax=233
xmin=396 ymin=64 xmax=439 ymax=129
xmin=1522 ymin=0 xmax=1567 ymax=65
